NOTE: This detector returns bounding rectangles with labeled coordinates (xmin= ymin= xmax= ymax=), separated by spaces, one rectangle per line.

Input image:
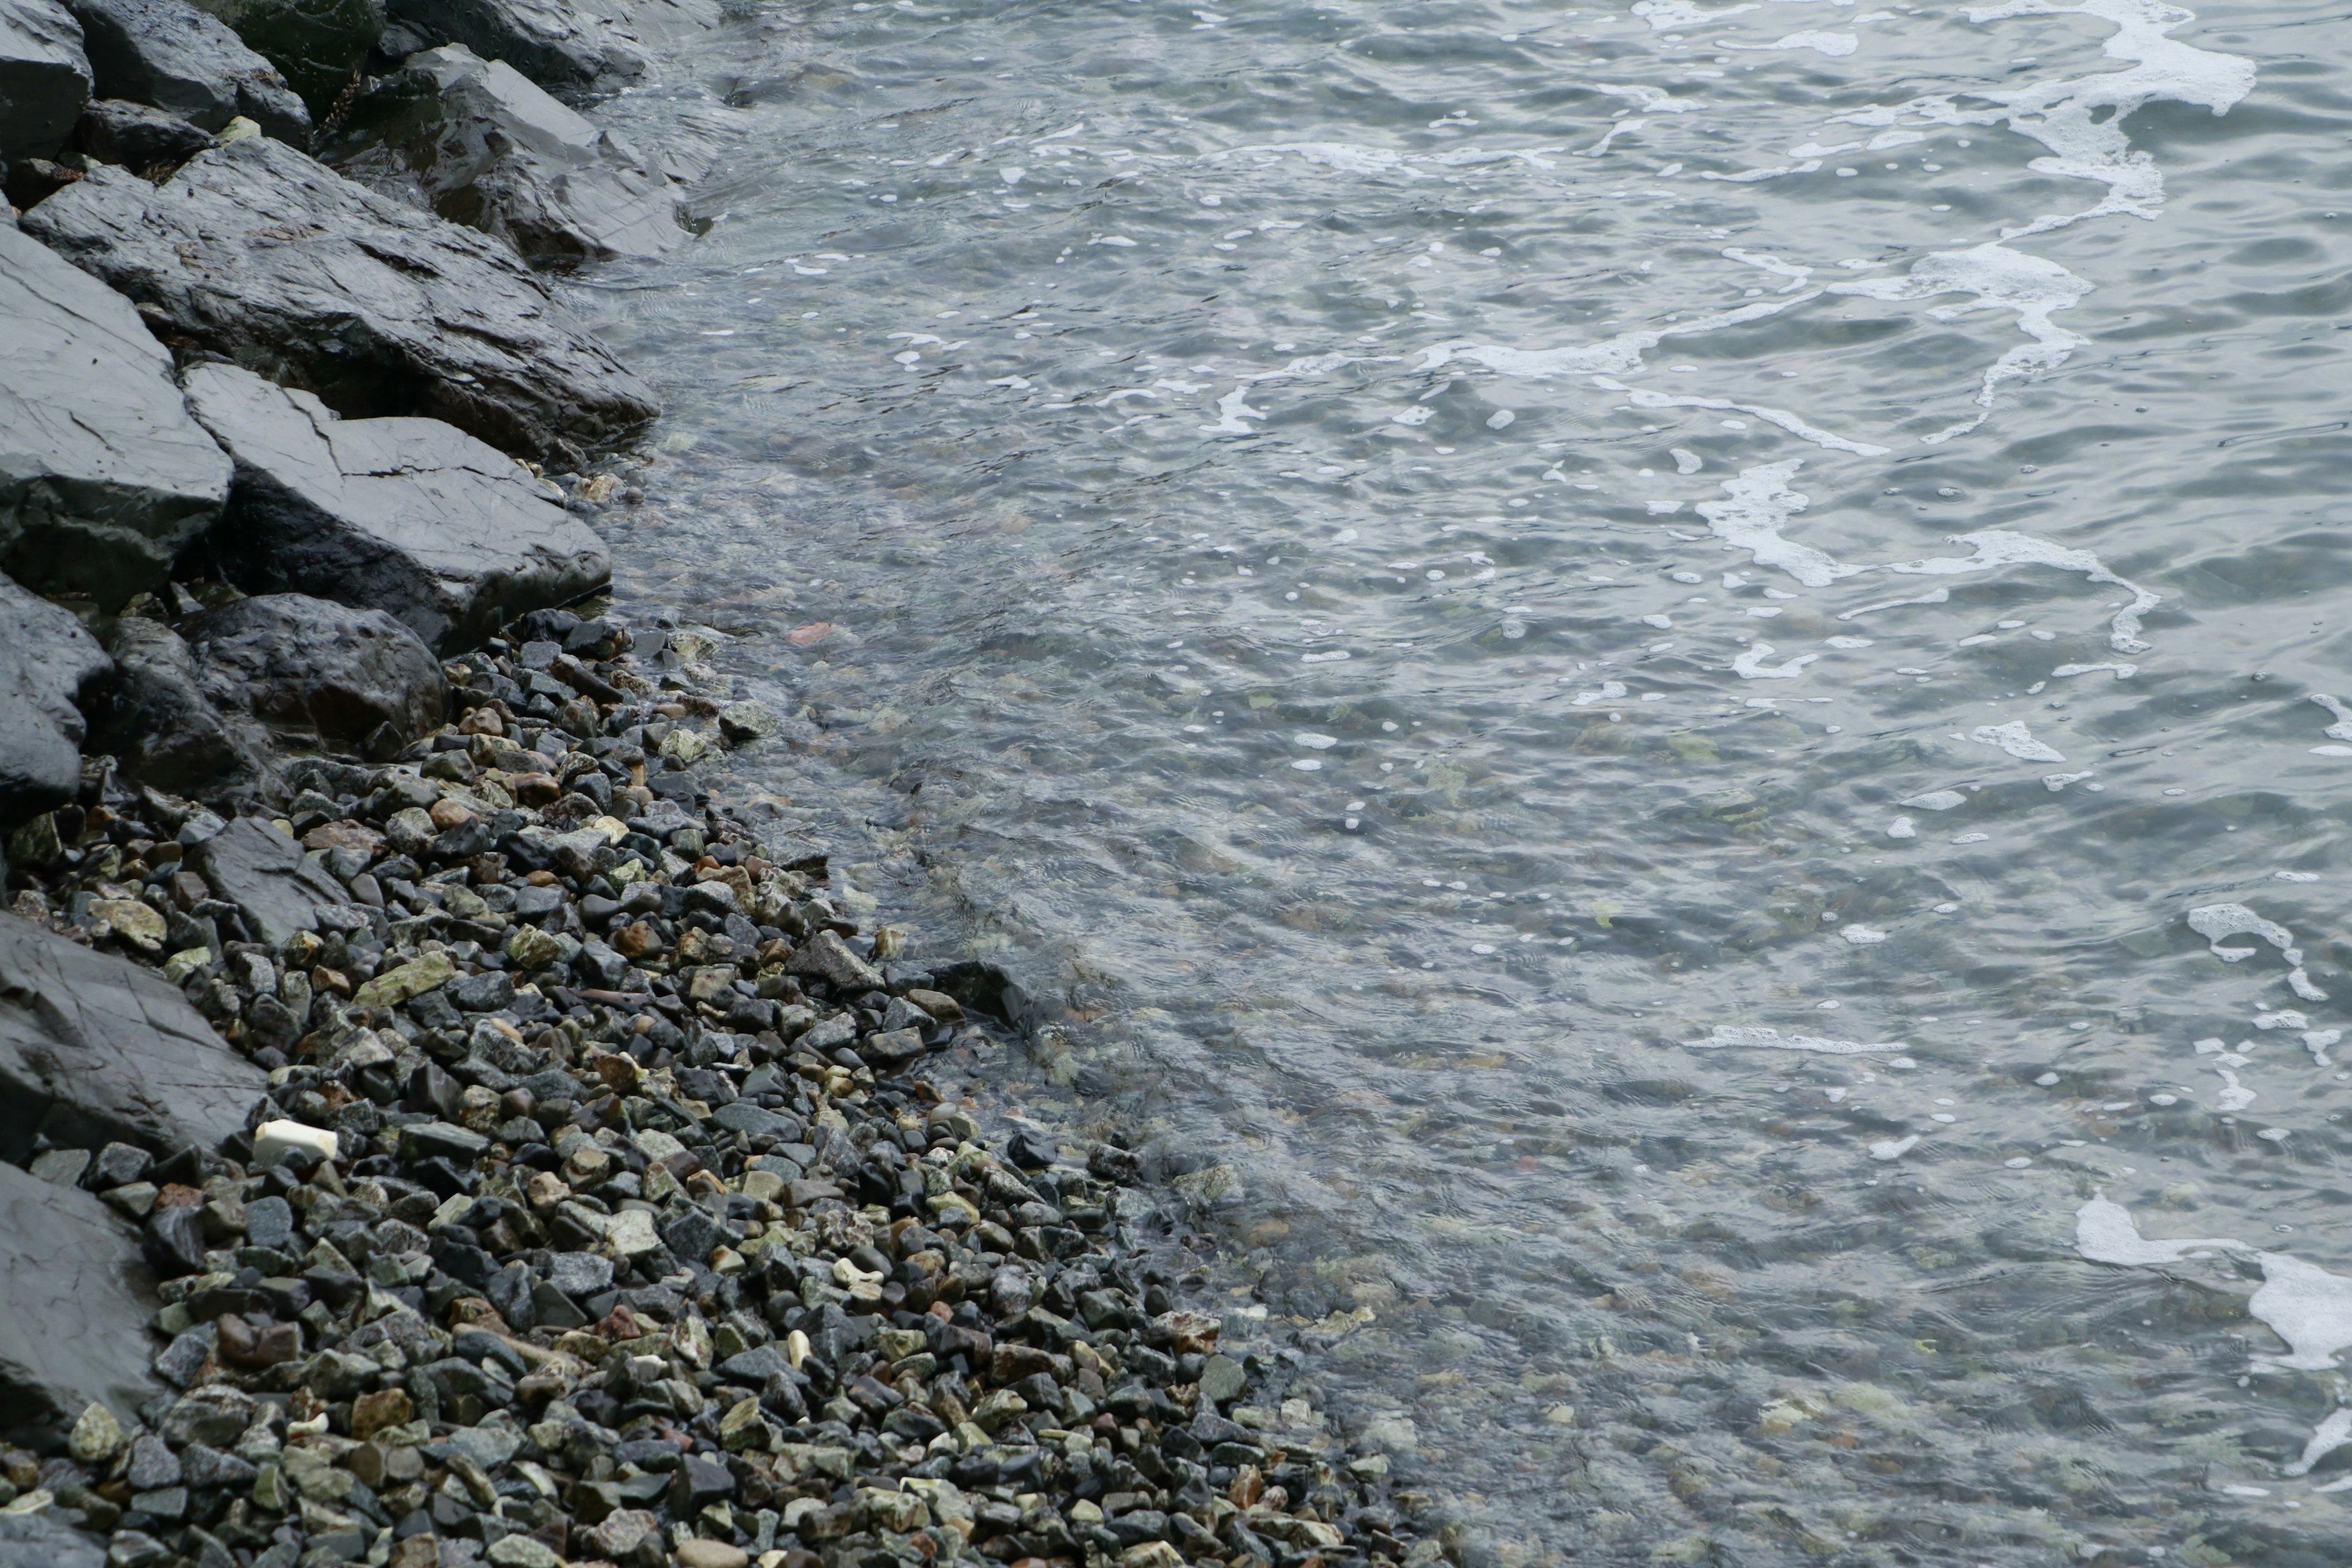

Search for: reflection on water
xmin=566 ymin=0 xmax=2352 ymax=1558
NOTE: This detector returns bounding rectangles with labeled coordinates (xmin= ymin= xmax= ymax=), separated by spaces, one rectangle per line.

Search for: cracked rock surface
xmin=184 ymin=364 xmax=611 ymax=658
xmin=21 ymin=137 xmax=660 ymax=466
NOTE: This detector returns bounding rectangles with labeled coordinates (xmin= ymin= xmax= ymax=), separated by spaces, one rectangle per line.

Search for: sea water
xmin=566 ymin=0 xmax=2352 ymax=1558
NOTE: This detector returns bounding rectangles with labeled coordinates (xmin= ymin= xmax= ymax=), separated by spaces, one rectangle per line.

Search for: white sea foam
xmin=1898 ymin=790 xmax=1966 ymax=810
xmin=1686 ymin=1026 xmax=1896 ymax=1056
xmin=2073 ymin=1195 xmax=2247 ymax=1266
xmin=1888 ymin=531 xmax=2159 ymax=653
xmin=1696 ymin=461 xmax=1861 ymax=587
xmin=1829 ymin=244 xmax=2090 ymax=442
xmin=2187 ymin=903 xmax=2328 ymax=1002
xmin=1733 ymin=643 xmax=1819 ymax=680
xmin=1969 ymin=721 xmax=2065 ymax=763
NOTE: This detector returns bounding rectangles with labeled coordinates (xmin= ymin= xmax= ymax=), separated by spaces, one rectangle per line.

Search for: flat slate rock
xmin=21 ymin=135 xmax=658 ymax=463
xmin=72 ymin=93 xmax=213 ymax=164
xmin=185 ymin=592 xmax=445 ymax=747
xmin=0 ymin=0 xmax=92 ymax=161
xmin=328 ymin=42 xmax=684 ymax=265
xmin=184 ymin=363 xmax=610 ymax=655
xmin=0 ymin=572 xmax=110 ymax=832
xmin=63 ymin=0 xmax=306 ymax=139
xmin=0 ymin=910 xmax=266 ymax=1169
xmin=186 ymin=0 xmax=382 ymax=116
xmin=384 ymin=0 xmax=641 ymax=86
xmin=0 ymin=1157 xmax=162 ymax=1452
xmin=0 ymin=220 xmax=230 ymax=608
xmin=0 ymin=1510 xmax=108 ymax=1568
xmin=186 ymin=815 xmax=356 ymax=947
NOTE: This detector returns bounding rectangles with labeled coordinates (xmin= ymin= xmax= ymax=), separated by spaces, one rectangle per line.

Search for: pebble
xmin=2 ymin=608 xmax=1415 ymax=1568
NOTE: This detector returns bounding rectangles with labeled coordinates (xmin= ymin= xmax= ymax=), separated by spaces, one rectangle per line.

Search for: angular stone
xmin=0 ymin=0 xmax=92 ymax=161
xmin=87 ymin=616 xmax=263 ymax=796
xmin=0 ymin=910 xmax=266 ymax=1165
xmin=784 ymin=929 xmax=884 ymax=993
xmin=72 ymin=94 xmax=210 ymax=164
xmin=183 ymin=363 xmax=609 ymax=655
xmin=351 ymin=949 xmax=454 ymax=1007
xmin=186 ymin=815 xmax=353 ymax=946
xmin=0 ymin=572 xmax=108 ymax=832
xmin=383 ymin=0 xmax=641 ymax=87
xmin=0 ymin=1511 xmax=108 ymax=1568
xmin=0 ymin=221 xmax=230 ymax=609
xmin=328 ymin=43 xmax=683 ymax=264
xmin=184 ymin=592 xmax=446 ymax=745
xmin=62 ymin=0 xmax=305 ymax=138
xmin=185 ymin=0 xmax=379 ymax=116
xmin=0 ymin=1158 xmax=162 ymax=1450
xmin=22 ymin=137 xmax=658 ymax=464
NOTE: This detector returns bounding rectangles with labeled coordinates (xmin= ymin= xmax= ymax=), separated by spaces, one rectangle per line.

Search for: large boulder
xmin=0 ymin=574 xmax=108 ymax=832
xmin=0 ymin=1512 xmax=109 ymax=1568
xmin=184 ymin=363 xmax=611 ymax=654
xmin=0 ymin=220 xmax=230 ymax=608
xmin=0 ymin=0 xmax=91 ymax=162
xmin=88 ymin=614 xmax=267 ymax=794
xmin=0 ymin=910 xmax=268 ymax=1168
xmin=184 ymin=591 xmax=447 ymax=744
xmin=72 ymin=94 xmax=213 ymax=165
xmin=186 ymin=0 xmax=380 ymax=118
xmin=384 ymin=0 xmax=639 ymax=87
xmin=327 ymin=42 xmax=684 ymax=265
xmin=23 ymin=136 xmax=660 ymax=463
xmin=0 ymin=1158 xmax=161 ymax=1451
xmin=62 ymin=0 xmax=306 ymax=140
xmin=185 ymin=814 xmax=353 ymax=946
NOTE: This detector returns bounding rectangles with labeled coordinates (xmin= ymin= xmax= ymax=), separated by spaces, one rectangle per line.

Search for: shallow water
xmin=568 ymin=0 xmax=2352 ymax=1559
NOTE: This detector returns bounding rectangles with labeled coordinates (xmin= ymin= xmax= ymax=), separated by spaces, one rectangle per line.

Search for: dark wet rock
xmin=382 ymin=0 xmax=640 ymax=87
xmin=0 ymin=1156 xmax=162 ymax=1450
xmin=183 ymin=363 xmax=611 ymax=655
xmin=0 ymin=0 xmax=91 ymax=162
xmin=88 ymin=616 xmax=266 ymax=796
xmin=0 ymin=573 xmax=108 ymax=833
xmin=61 ymin=0 xmax=306 ymax=138
xmin=327 ymin=43 xmax=684 ymax=265
xmin=21 ymin=137 xmax=659 ymax=463
xmin=0 ymin=911 xmax=268 ymax=1163
xmin=70 ymin=94 xmax=209 ymax=165
xmin=0 ymin=222 xmax=230 ymax=609
xmin=184 ymin=592 xmax=447 ymax=745
xmin=185 ymin=0 xmax=380 ymax=116
xmin=186 ymin=815 xmax=355 ymax=945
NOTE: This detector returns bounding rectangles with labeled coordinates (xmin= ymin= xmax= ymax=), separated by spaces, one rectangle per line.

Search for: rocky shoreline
xmin=0 ymin=4 xmax=1428 ymax=1568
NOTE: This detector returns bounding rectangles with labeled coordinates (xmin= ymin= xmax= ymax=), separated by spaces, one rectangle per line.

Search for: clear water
xmin=567 ymin=0 xmax=2352 ymax=1559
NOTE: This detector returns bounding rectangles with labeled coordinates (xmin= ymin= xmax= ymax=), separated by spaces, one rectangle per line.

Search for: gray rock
xmin=185 ymin=815 xmax=353 ymax=946
xmin=243 ymin=1191 xmax=293 ymax=1248
xmin=0 ymin=221 xmax=230 ymax=608
xmin=785 ymin=929 xmax=885 ymax=993
xmin=89 ymin=616 xmax=266 ymax=795
xmin=62 ymin=0 xmax=306 ymax=138
xmin=0 ymin=1157 xmax=162 ymax=1450
xmin=184 ymin=592 xmax=447 ymax=745
xmin=0 ymin=1507 xmax=110 ymax=1568
xmin=21 ymin=137 xmax=658 ymax=464
xmin=545 ymin=1251 xmax=609 ymax=1297
xmin=124 ymin=1430 xmax=181 ymax=1488
xmin=182 ymin=364 xmax=611 ymax=655
xmin=0 ymin=573 xmax=108 ymax=832
xmin=0 ymin=909 xmax=268 ymax=1165
xmin=383 ymin=0 xmax=640 ymax=87
xmin=184 ymin=0 xmax=379 ymax=116
xmin=327 ymin=43 xmax=684 ymax=265
xmin=0 ymin=0 xmax=91 ymax=161
xmin=72 ymin=95 xmax=211 ymax=165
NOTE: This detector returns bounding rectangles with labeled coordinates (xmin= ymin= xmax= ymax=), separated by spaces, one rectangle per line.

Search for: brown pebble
xmin=674 ymin=1541 xmax=748 ymax=1568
